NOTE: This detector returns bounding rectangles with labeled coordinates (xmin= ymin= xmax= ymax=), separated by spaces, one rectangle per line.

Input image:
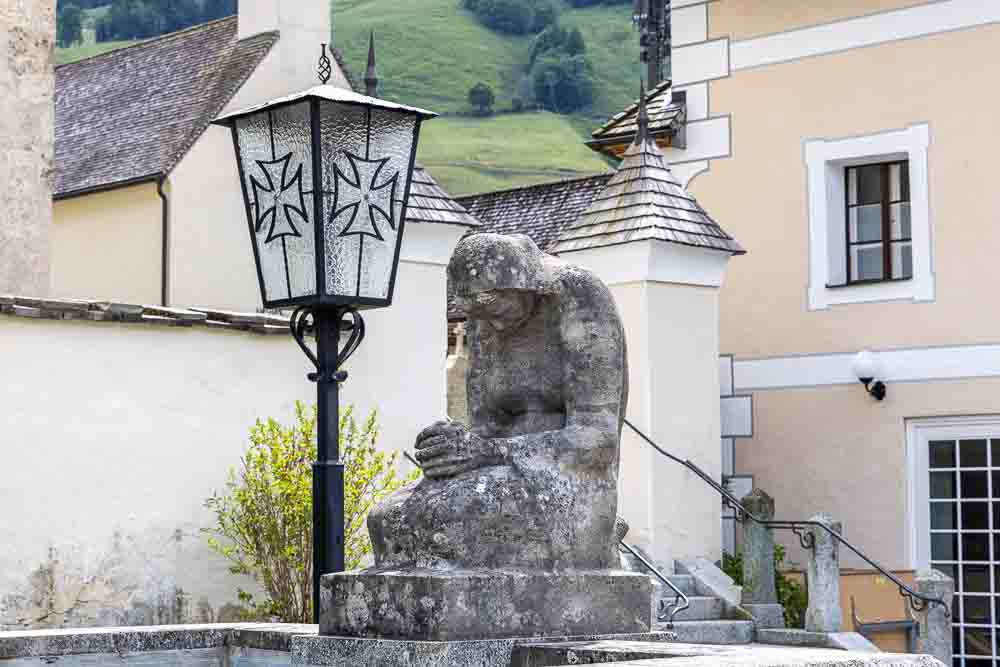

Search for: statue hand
xmin=415 ymin=422 xmax=494 ymax=479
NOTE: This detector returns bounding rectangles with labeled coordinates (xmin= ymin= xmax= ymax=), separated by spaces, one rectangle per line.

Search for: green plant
xmin=204 ymin=401 xmax=419 ymax=622
xmin=722 ymin=544 xmax=808 ymax=628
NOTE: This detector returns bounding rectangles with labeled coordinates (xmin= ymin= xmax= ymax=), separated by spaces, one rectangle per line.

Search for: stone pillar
xmin=911 ymin=569 xmax=954 ymax=665
xmin=0 ymin=0 xmax=54 ymax=297
xmin=741 ymin=489 xmax=785 ymax=628
xmin=742 ymin=489 xmax=777 ymax=604
xmin=804 ymin=513 xmax=842 ymax=633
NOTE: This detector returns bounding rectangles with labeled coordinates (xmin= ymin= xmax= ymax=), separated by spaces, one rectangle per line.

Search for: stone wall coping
xmin=0 ymin=623 xmax=317 ymax=658
xmin=0 ymin=295 xmax=291 ymax=335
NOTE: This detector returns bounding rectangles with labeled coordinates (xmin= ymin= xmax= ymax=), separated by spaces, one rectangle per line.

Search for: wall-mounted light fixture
xmin=852 ymin=350 xmax=886 ymax=401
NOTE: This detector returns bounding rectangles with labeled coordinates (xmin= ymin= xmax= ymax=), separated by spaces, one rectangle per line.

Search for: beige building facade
xmin=667 ymin=0 xmax=1000 ymax=658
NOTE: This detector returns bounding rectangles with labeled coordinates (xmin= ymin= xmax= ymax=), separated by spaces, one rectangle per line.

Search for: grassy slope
xmin=419 ymin=112 xmax=610 ymax=195
xmin=56 ymin=0 xmax=634 ymax=196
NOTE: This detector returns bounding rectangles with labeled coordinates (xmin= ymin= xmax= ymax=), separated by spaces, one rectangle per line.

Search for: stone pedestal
xmin=320 ymin=569 xmax=652 ymax=641
xmin=804 ymin=514 xmax=842 ymax=633
xmin=911 ymin=569 xmax=954 ymax=667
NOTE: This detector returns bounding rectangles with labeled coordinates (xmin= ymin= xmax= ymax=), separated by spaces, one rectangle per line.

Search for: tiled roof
xmin=456 ymin=174 xmax=611 ymax=252
xmin=0 ymin=295 xmax=290 ymax=334
xmin=588 ymin=79 xmax=684 ymax=154
xmin=406 ymin=164 xmax=480 ymax=227
xmin=553 ymin=92 xmax=743 ymax=256
xmin=54 ymin=17 xmax=278 ymax=198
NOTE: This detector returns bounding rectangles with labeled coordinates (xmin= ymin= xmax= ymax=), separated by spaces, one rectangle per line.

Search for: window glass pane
xmin=964 ymin=565 xmax=990 ymax=593
xmin=931 ymin=502 xmax=956 ymax=529
xmin=849 ymin=204 xmax=883 ymax=242
xmin=856 ymin=164 xmax=882 ymax=204
xmin=962 ymin=471 xmax=989 ymax=498
xmin=890 ymin=202 xmax=911 ymax=239
xmin=847 ymin=167 xmax=858 ymax=206
xmin=930 ymin=440 xmax=956 ymax=468
xmin=962 ymin=502 xmax=989 ymax=530
xmin=932 ymin=532 xmax=957 ymax=560
xmin=991 ymin=439 xmax=1000 ymax=465
xmin=963 ymin=627 xmax=992 ymax=654
xmin=931 ymin=471 xmax=956 ymax=499
xmin=851 ymin=244 xmax=884 ymax=281
xmin=960 ymin=440 xmax=988 ymax=467
xmin=900 ymin=161 xmax=910 ymax=201
xmin=889 ymin=162 xmax=908 ymax=201
xmin=964 ymin=533 xmax=989 ymax=561
xmin=994 ymin=502 xmax=1000 ymax=529
xmin=890 ymin=242 xmax=912 ymax=279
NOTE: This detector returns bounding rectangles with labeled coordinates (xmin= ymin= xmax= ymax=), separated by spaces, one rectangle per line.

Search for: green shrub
xmin=722 ymin=543 xmax=808 ymax=628
xmin=204 ymin=401 xmax=418 ymax=622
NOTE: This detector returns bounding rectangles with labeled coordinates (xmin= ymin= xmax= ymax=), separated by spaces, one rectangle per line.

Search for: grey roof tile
xmin=54 ymin=17 xmax=279 ymax=198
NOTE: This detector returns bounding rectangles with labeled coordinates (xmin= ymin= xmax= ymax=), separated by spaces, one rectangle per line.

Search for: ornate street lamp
xmin=213 ymin=54 xmax=435 ymax=622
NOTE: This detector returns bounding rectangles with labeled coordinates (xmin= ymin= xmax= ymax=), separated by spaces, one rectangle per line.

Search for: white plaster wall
xmin=0 ymin=251 xmax=454 ymax=625
xmin=566 ymin=242 xmax=726 ymax=568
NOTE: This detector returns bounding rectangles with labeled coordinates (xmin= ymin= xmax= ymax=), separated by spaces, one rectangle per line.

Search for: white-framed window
xmin=805 ymin=124 xmax=933 ymax=310
xmin=907 ymin=416 xmax=1000 ymax=666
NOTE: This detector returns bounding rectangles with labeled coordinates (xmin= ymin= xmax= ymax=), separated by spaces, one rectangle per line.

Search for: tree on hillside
xmin=57 ymin=3 xmax=84 ymax=47
xmin=532 ymin=54 xmax=594 ymax=113
xmin=468 ymin=82 xmax=496 ymax=115
xmin=566 ymin=27 xmax=587 ymax=56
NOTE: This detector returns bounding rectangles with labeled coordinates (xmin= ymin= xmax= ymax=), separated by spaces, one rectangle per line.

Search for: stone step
xmin=510 ymin=639 xmax=731 ymax=666
xmin=658 ymin=620 xmax=755 ymax=645
xmin=656 ymin=574 xmax=698 ymax=596
xmin=667 ymin=596 xmax=725 ymax=621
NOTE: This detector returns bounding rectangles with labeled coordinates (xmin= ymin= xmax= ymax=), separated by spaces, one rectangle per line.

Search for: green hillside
xmin=57 ymin=0 xmax=639 ymax=195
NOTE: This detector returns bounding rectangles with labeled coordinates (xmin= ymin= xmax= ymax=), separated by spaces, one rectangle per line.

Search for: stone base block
xmin=745 ymin=603 xmax=786 ymax=629
xmin=320 ymin=569 xmax=652 ymax=641
xmin=293 ymin=632 xmax=674 ymax=667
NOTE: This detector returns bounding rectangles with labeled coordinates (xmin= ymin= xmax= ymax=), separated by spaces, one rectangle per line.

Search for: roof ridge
xmin=56 ymin=15 xmax=239 ymax=71
xmin=456 ymin=172 xmax=612 ymax=201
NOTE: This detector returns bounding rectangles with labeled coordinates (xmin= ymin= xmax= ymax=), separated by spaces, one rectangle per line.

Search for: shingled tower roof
xmin=587 ymin=79 xmax=685 ymax=159
xmin=552 ymin=83 xmax=743 ymax=256
xmin=407 ymin=164 xmax=480 ymax=227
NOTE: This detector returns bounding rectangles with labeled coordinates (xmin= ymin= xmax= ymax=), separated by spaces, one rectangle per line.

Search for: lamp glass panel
xmin=234 ymin=101 xmax=317 ymax=303
xmin=318 ymin=101 xmax=417 ymax=302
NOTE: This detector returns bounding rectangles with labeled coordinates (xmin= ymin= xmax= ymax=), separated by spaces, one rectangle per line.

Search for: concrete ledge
xmin=758 ymin=628 xmax=879 ymax=652
xmin=0 ymin=624 xmax=314 ymax=660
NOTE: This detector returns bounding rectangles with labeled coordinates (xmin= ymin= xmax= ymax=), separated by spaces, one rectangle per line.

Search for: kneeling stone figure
xmin=321 ymin=233 xmax=651 ymax=641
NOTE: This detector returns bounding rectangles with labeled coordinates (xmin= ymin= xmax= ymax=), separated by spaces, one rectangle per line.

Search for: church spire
xmin=365 ymin=31 xmax=378 ymax=97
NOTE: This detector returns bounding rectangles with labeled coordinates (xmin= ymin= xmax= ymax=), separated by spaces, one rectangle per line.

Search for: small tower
xmin=365 ymin=31 xmax=379 ymax=98
xmin=553 ymin=82 xmax=743 ymax=569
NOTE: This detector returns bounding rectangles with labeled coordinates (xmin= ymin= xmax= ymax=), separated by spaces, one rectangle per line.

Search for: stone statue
xmin=322 ymin=234 xmax=649 ymax=641
xmin=368 ymin=232 xmax=628 ymax=570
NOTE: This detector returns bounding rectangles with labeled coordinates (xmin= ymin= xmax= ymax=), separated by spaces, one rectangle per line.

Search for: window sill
xmin=825 ymin=277 xmax=914 ymax=290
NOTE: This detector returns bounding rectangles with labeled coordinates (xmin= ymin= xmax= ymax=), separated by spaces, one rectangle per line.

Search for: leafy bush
xmin=722 ymin=544 xmax=809 ymax=628
xmin=463 ymin=0 xmax=556 ymax=35
xmin=57 ymin=3 xmax=83 ymax=47
xmin=468 ymin=82 xmax=496 ymax=115
xmin=204 ymin=402 xmax=418 ymax=622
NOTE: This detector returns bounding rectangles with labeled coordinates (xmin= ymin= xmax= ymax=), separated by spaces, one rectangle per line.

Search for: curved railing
xmin=619 ymin=539 xmax=689 ymax=628
xmin=623 ymin=418 xmax=949 ymax=617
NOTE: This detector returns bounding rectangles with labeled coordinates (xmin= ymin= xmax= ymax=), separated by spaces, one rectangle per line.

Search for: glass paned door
xmin=927 ymin=434 xmax=1000 ymax=667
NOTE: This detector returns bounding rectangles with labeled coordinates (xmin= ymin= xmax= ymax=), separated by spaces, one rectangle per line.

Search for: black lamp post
xmin=213 ymin=66 xmax=435 ymax=622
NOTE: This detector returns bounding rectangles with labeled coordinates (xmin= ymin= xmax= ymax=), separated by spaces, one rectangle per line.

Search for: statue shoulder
xmin=545 ymin=257 xmax=621 ymax=327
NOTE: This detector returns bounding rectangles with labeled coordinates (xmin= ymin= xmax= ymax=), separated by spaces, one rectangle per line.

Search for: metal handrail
xmin=619 ymin=539 xmax=689 ymax=628
xmin=623 ymin=418 xmax=949 ymax=617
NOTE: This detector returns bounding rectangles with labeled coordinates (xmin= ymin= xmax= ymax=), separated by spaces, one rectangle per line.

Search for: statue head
xmin=449 ymin=233 xmax=549 ymax=330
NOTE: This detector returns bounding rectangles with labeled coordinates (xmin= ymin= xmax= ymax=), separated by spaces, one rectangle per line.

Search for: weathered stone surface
xmin=320 ymin=569 xmax=651 ymax=641
xmin=758 ymin=628 xmax=877 ymax=650
xmin=293 ymin=632 xmax=674 ymax=667
xmin=667 ymin=621 xmax=754 ymax=645
xmin=745 ymin=603 xmax=785 ymax=630
xmin=528 ymin=648 xmax=942 ymax=667
xmin=910 ymin=569 xmax=954 ymax=667
xmin=804 ymin=515 xmax=842 ymax=633
xmin=676 ymin=558 xmax=743 ymax=614
xmin=332 ymin=234 xmax=639 ymax=641
xmin=742 ymin=489 xmax=778 ymax=605
xmin=0 ymin=0 xmax=53 ymax=297
xmin=369 ymin=233 xmax=628 ymax=571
